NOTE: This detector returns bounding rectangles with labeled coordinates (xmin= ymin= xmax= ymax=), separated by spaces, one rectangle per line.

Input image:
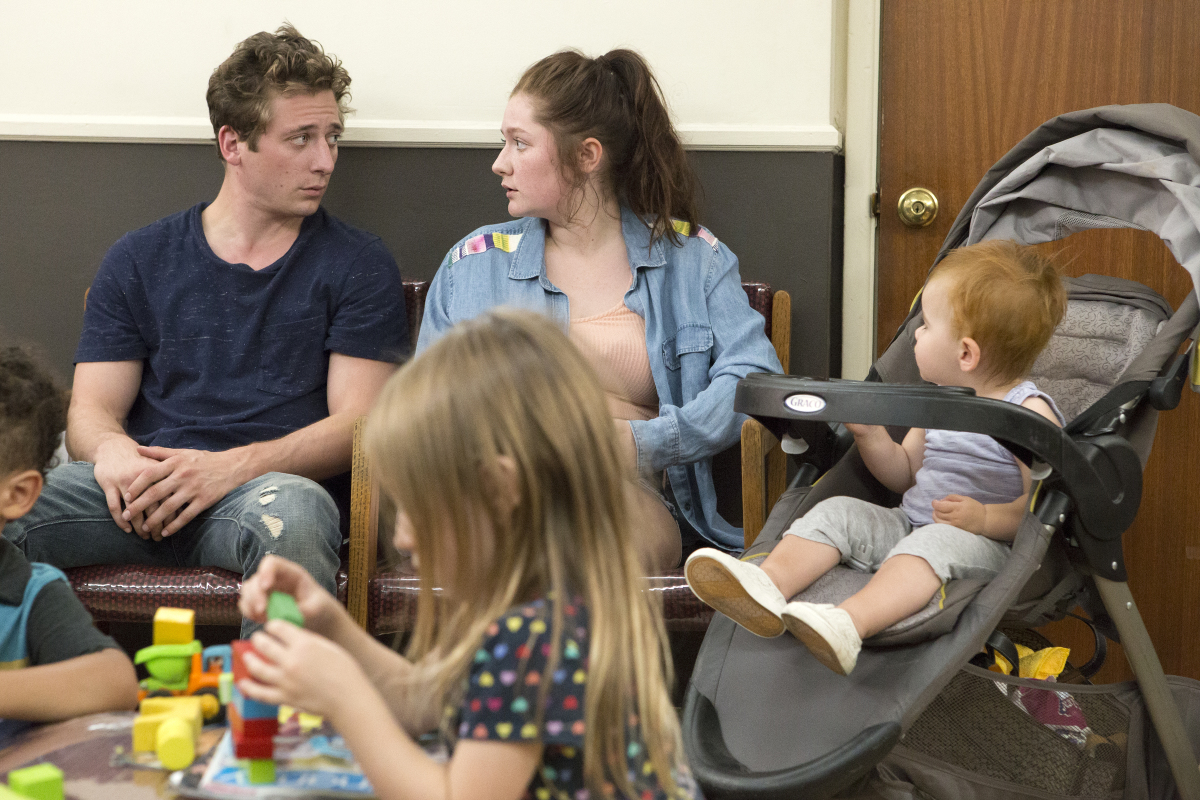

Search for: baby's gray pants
xmin=782 ymin=496 xmax=1011 ymax=583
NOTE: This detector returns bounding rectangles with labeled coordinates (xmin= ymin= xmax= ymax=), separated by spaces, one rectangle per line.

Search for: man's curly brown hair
xmin=206 ymin=23 xmax=352 ymax=159
xmin=0 ymin=347 xmax=66 ymax=476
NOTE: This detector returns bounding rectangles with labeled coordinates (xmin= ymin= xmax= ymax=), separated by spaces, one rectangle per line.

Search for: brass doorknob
xmin=897 ymin=188 xmax=939 ymax=228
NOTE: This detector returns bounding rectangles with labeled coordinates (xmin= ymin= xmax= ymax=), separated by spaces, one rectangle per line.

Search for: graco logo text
xmin=784 ymin=394 xmax=827 ymax=413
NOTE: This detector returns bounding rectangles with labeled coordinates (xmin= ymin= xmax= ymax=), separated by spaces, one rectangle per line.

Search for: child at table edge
xmin=0 ymin=346 xmax=138 ymax=737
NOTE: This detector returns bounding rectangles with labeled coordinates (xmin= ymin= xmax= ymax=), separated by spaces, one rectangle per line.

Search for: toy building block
xmin=267 ymin=591 xmax=304 ymax=627
xmin=230 ymin=640 xmax=255 ymax=683
xmin=231 ymin=687 xmax=279 ymax=721
xmin=230 ymin=642 xmax=279 ymax=719
xmin=134 ymin=696 xmax=204 ymax=770
xmin=156 ymin=716 xmax=195 ymax=771
xmin=0 ymin=786 xmax=30 ymax=800
xmin=227 ymin=638 xmax=281 ymax=764
xmin=196 ymin=693 xmax=221 ymax=721
xmin=133 ymin=696 xmax=203 ymax=753
xmin=219 ymin=671 xmax=234 ymax=704
xmin=228 ymin=703 xmax=278 ymax=739
xmin=228 ymin=690 xmax=278 ymax=759
xmin=245 ymin=758 xmax=276 ymax=784
xmin=233 ymin=735 xmax=275 ymax=760
xmin=7 ymin=763 xmax=64 ymax=800
xmin=153 ymin=607 xmax=196 ymax=645
xmin=140 ymin=696 xmax=204 ymax=738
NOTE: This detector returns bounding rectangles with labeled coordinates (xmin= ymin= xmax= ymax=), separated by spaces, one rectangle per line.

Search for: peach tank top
xmin=570 ymin=300 xmax=659 ymax=421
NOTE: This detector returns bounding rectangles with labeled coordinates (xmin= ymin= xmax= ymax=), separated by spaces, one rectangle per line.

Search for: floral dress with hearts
xmin=451 ymin=597 xmax=700 ymax=800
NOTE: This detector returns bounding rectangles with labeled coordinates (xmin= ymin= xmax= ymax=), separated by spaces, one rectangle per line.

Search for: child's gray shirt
xmin=900 ymin=381 xmax=1065 ymax=526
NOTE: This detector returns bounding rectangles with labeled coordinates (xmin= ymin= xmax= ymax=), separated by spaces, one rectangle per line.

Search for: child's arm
xmin=0 ymin=649 xmax=138 ymax=721
xmin=240 ymin=621 xmax=542 ymax=800
xmin=240 ymin=555 xmax=442 ymax=734
xmin=931 ymin=491 xmax=1028 ymax=541
xmin=845 ymin=423 xmax=925 ymax=493
xmin=930 ymin=394 xmax=1060 ymax=541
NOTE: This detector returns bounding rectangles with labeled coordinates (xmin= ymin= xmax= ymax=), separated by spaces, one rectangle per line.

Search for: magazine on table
xmin=171 ymin=728 xmax=373 ymax=799
xmin=170 ymin=710 xmax=447 ymax=799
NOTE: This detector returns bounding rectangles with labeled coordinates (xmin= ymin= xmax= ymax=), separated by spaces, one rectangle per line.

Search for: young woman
xmin=417 ymin=50 xmax=782 ymax=571
xmin=238 ymin=309 xmax=698 ymax=799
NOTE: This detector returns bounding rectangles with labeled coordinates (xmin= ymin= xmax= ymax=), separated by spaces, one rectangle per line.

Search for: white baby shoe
xmin=684 ymin=548 xmax=787 ymax=638
xmin=780 ymin=601 xmax=863 ymax=675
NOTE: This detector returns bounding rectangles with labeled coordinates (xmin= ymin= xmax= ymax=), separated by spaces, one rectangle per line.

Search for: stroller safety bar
xmin=735 ymin=373 xmax=1143 ymax=579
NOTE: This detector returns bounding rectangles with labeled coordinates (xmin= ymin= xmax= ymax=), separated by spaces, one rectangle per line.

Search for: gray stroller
xmin=682 ymin=104 xmax=1200 ymax=800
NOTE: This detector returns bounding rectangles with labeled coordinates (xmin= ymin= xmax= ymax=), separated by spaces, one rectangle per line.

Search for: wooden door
xmin=878 ymin=1 xmax=1200 ymax=682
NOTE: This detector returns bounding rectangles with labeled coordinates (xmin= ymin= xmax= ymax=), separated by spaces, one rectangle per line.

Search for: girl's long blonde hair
xmin=365 ymin=309 xmax=682 ymax=796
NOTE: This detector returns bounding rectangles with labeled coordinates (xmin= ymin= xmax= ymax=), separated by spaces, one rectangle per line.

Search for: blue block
xmin=231 ymin=684 xmax=278 ymax=720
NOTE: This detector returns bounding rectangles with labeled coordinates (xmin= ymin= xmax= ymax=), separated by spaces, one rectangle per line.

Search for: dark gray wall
xmin=0 ymin=141 xmax=842 ymax=385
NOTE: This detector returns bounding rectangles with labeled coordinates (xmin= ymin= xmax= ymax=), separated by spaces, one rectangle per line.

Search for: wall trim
xmin=0 ymin=114 xmax=842 ymax=152
xmin=840 ymin=0 xmax=881 ymax=380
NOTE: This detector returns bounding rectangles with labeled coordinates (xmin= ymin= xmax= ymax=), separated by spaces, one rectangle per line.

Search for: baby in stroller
xmin=687 ymin=240 xmax=1067 ymax=675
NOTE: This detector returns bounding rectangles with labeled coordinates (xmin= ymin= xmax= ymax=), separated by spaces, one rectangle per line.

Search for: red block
xmin=232 ymin=731 xmax=275 ymax=759
xmin=228 ymin=702 xmax=278 ymax=739
xmin=231 ymin=640 xmax=259 ymax=683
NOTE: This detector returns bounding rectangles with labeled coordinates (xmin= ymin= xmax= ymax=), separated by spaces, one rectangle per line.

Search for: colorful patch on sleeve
xmin=450 ymin=232 xmax=523 ymax=264
xmin=670 ymin=219 xmax=718 ymax=250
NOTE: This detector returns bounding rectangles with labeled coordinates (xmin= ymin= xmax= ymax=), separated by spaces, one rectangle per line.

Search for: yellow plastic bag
xmin=989 ymin=643 xmax=1070 ymax=679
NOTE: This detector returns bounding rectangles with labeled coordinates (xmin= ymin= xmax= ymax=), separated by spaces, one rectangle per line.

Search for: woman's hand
xmin=931 ymin=494 xmax=986 ymax=534
xmin=239 ymin=555 xmax=342 ymax=636
xmin=240 ymin=620 xmax=374 ymax=724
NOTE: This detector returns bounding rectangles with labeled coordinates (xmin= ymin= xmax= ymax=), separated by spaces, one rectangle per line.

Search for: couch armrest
xmin=347 ymin=415 xmax=379 ymax=629
xmin=741 ymin=419 xmax=787 ymax=551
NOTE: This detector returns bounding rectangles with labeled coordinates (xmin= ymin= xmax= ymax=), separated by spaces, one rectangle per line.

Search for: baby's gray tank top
xmin=901 ymin=381 xmax=1065 ymax=526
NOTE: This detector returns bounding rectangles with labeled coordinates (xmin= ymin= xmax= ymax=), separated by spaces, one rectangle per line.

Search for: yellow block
xmin=153 ymin=607 xmax=196 ymax=645
xmin=140 ymin=696 xmax=204 ymax=738
xmin=133 ymin=712 xmax=170 ymax=752
xmin=157 ymin=716 xmax=196 ymax=770
xmin=198 ymin=693 xmax=220 ymax=720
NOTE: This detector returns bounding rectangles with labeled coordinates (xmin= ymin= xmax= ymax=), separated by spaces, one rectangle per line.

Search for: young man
xmin=1 ymin=347 xmax=138 ymax=742
xmin=2 ymin=26 xmax=407 ymax=635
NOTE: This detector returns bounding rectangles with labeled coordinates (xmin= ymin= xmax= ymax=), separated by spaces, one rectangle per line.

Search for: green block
xmin=219 ymin=671 xmax=234 ymax=704
xmin=0 ymin=786 xmax=29 ymax=800
xmin=8 ymin=762 xmax=64 ymax=800
xmin=267 ymin=592 xmax=304 ymax=628
xmin=245 ymin=758 xmax=275 ymax=784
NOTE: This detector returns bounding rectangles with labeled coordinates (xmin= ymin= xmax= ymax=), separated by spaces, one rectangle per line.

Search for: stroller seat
xmin=683 ymin=104 xmax=1200 ymax=800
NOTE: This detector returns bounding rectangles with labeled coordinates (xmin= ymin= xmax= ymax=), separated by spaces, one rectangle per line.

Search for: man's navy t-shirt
xmin=76 ymin=203 xmax=407 ymax=451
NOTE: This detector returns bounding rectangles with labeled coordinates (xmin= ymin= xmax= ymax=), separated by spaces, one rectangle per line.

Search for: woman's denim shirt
xmin=417 ymin=208 xmax=783 ymax=549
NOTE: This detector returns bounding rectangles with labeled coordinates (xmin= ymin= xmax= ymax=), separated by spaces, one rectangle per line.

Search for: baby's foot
xmin=780 ymin=602 xmax=862 ymax=675
xmin=684 ymin=549 xmax=786 ymax=637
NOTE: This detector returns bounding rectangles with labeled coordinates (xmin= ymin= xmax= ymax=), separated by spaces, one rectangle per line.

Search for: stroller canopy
xmin=937 ymin=104 xmax=1200 ymax=299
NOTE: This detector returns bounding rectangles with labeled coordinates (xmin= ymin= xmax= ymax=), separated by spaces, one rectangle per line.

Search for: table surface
xmin=0 ymin=712 xmax=223 ymax=800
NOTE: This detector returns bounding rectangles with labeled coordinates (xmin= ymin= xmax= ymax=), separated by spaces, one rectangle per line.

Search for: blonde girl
xmin=238 ymin=309 xmax=697 ymax=800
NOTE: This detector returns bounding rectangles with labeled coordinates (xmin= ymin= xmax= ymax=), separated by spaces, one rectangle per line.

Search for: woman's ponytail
xmin=514 ymin=49 xmax=700 ymax=246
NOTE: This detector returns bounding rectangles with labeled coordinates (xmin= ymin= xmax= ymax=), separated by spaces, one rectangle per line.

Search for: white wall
xmin=0 ymin=0 xmax=845 ymax=150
